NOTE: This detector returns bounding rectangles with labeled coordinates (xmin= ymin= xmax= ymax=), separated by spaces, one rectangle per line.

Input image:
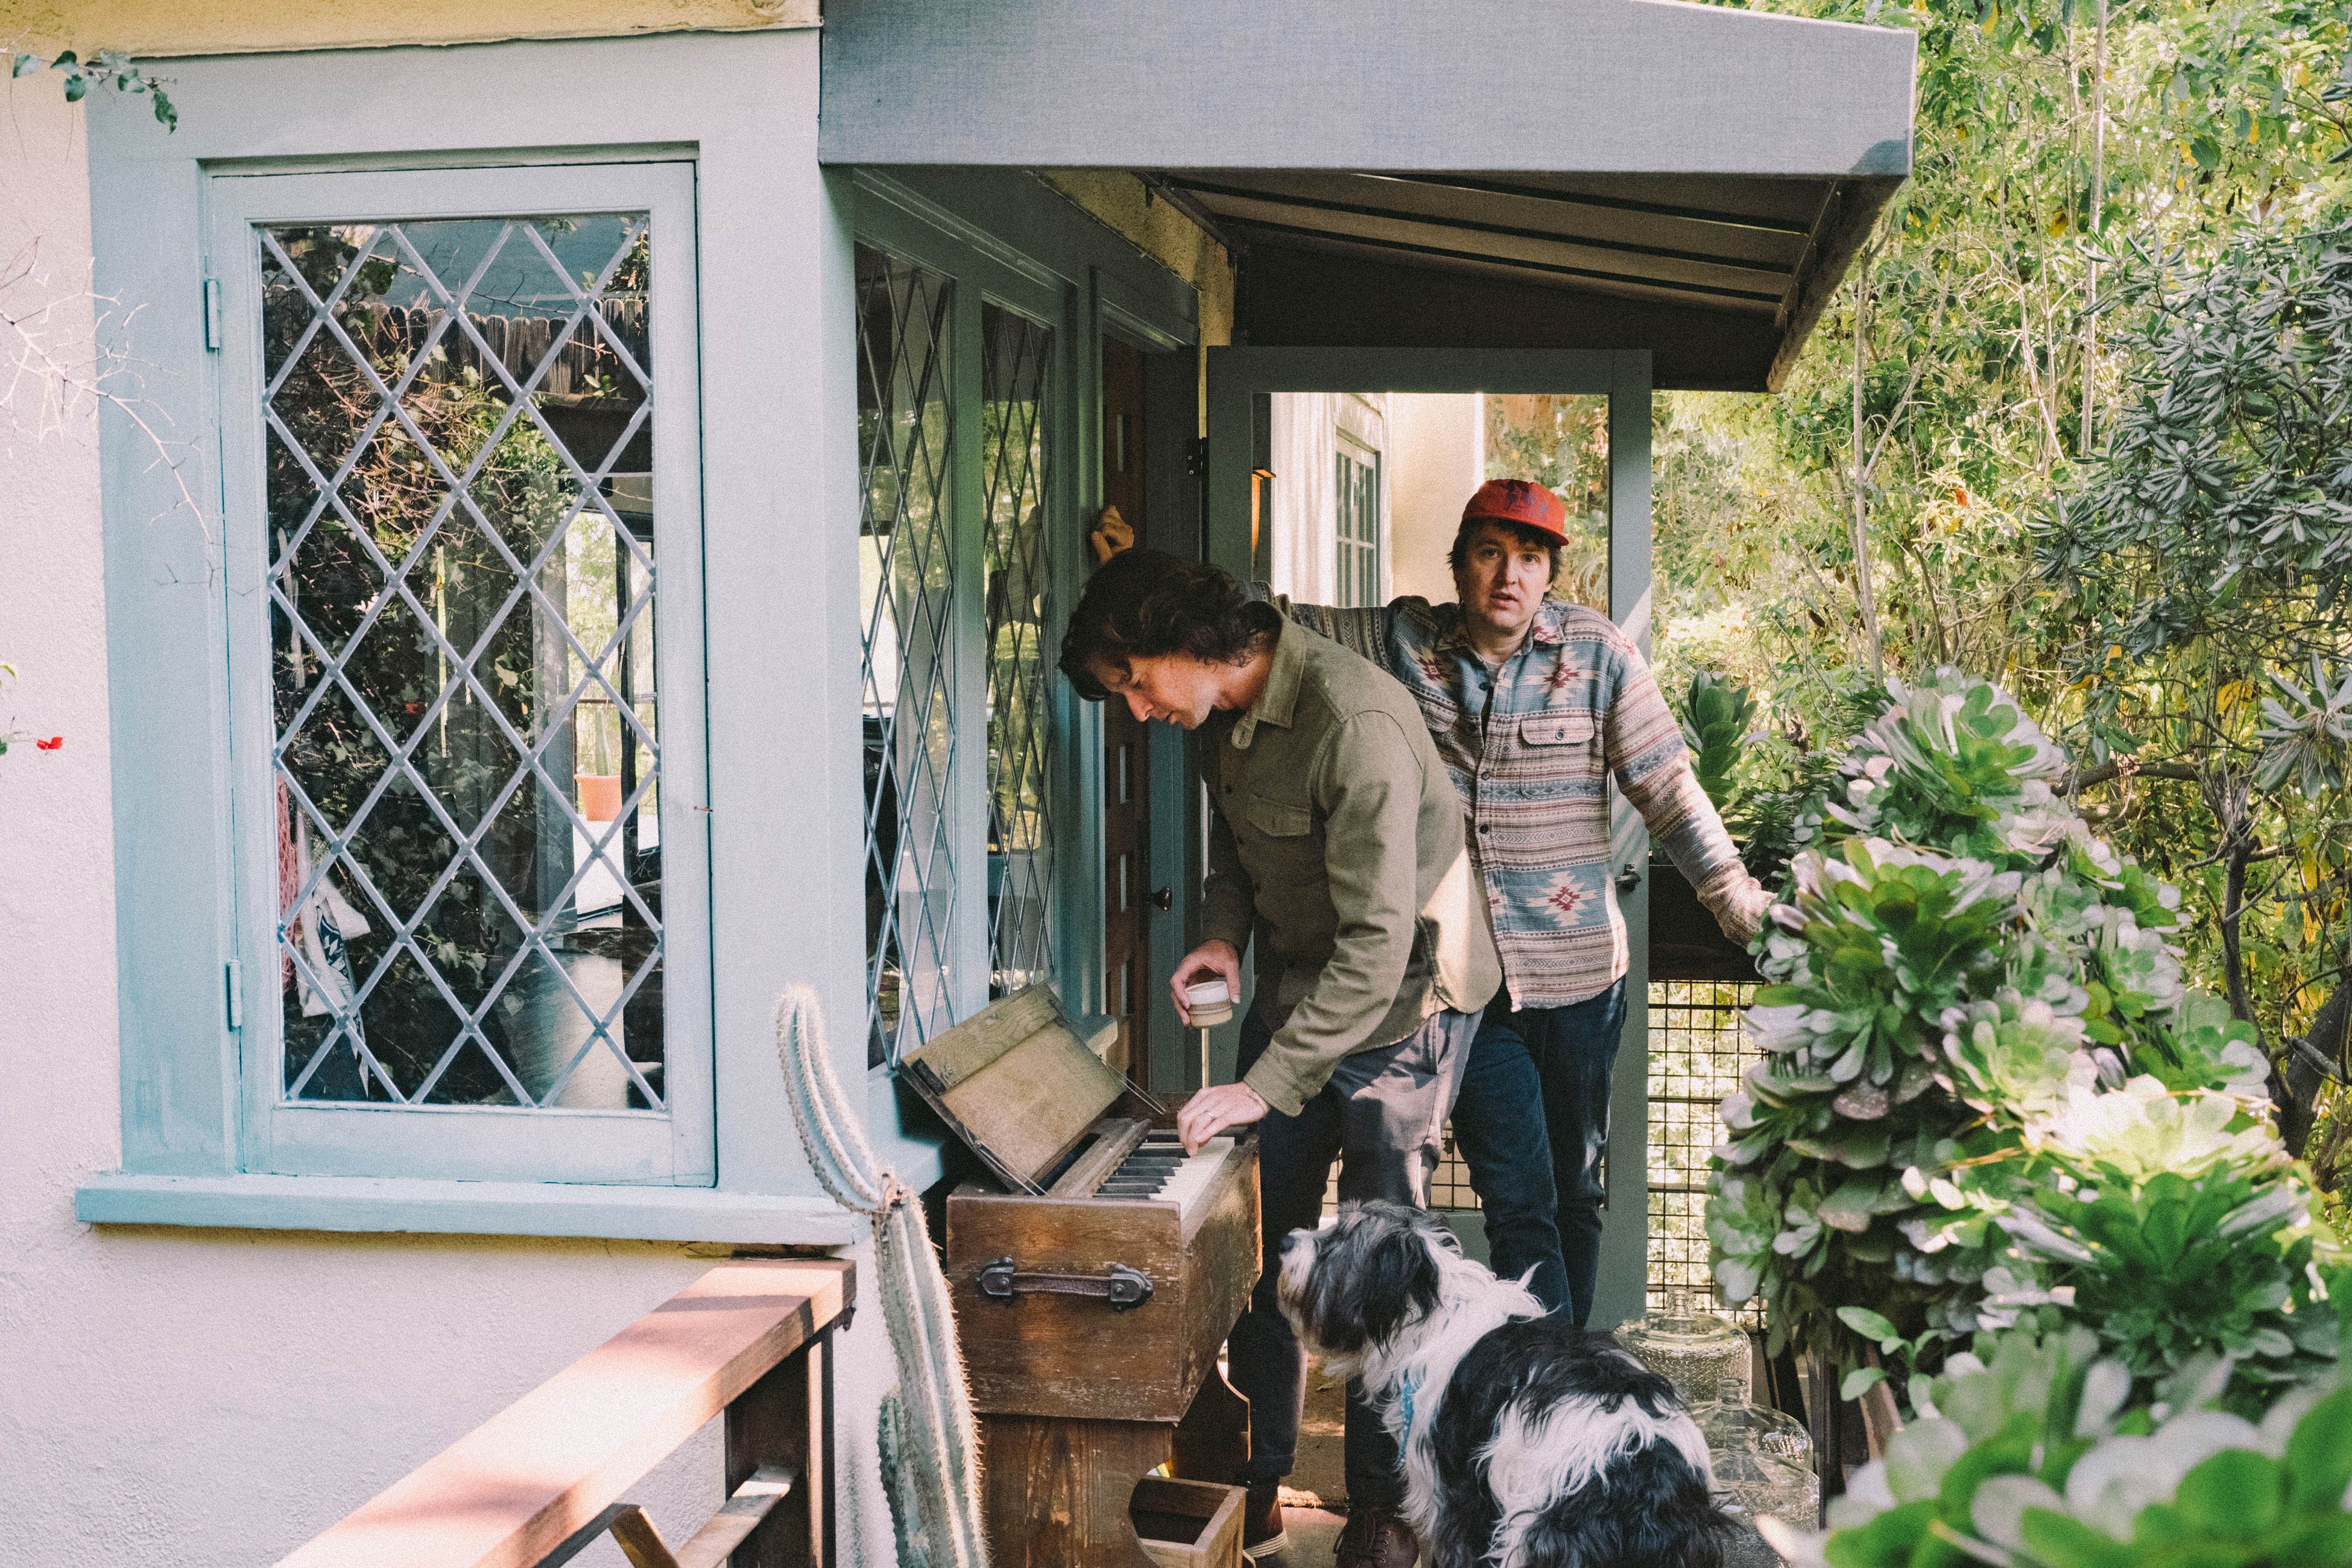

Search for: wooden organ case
xmin=903 ymin=989 xmax=1260 ymax=1567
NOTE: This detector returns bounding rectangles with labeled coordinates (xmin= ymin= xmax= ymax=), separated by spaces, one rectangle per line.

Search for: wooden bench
xmin=277 ymin=1259 xmax=852 ymax=1568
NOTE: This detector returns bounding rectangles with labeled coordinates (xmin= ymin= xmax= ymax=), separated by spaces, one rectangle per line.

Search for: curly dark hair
xmin=1058 ymin=548 xmax=1281 ymax=701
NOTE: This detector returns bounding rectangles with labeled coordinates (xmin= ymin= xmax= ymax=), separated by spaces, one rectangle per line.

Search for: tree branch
xmin=2057 ymin=758 xmax=2204 ymax=794
xmin=2222 ymin=832 xmax=2258 ymax=1027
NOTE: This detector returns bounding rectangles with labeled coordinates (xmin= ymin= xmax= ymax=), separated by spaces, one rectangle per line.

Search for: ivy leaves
xmin=8 ymin=50 xmax=176 ymax=130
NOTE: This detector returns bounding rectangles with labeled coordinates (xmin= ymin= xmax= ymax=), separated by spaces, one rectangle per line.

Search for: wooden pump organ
xmin=902 ymin=988 xmax=1261 ymax=1567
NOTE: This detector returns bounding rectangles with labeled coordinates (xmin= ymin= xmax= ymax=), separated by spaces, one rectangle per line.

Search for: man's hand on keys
xmin=1177 ymin=1081 xmax=1269 ymax=1155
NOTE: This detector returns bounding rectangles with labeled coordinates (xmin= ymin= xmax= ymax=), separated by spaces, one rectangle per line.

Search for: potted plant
xmin=574 ymin=700 xmax=621 ymax=823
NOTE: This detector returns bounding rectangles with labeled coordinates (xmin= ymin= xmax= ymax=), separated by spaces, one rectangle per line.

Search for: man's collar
xmin=1229 ymin=615 xmax=1300 ymax=750
xmin=1437 ymin=598 xmax=1569 ymax=657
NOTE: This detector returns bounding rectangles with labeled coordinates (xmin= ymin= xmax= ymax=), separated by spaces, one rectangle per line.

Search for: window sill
xmin=74 ymin=1171 xmax=859 ymax=1246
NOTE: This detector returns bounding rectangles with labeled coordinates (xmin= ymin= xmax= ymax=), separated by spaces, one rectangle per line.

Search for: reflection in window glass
xmin=262 ymin=215 xmax=665 ymax=1111
xmin=981 ymin=304 xmax=1055 ymax=1002
xmin=1483 ymin=393 xmax=1610 ymax=611
xmin=856 ymin=245 xmax=959 ymax=1069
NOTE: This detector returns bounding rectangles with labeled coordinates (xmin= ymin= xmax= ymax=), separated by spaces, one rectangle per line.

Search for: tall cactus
xmin=775 ymin=987 xmax=989 ymax=1568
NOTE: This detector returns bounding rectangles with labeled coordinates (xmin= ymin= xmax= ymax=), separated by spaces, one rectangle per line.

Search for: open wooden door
xmin=1099 ymin=337 xmax=1152 ymax=1083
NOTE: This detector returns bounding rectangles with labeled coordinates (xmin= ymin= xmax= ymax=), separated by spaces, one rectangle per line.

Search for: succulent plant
xmin=1710 ymin=670 xmax=2337 ymax=1400
xmin=1765 ymin=1322 xmax=2352 ymax=1568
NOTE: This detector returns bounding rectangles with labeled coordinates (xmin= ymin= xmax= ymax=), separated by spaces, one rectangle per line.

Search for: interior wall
xmin=1385 ymin=392 xmax=1483 ymax=605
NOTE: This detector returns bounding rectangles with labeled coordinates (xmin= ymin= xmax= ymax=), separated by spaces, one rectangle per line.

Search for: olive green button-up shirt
xmin=1200 ymin=614 xmax=1502 ymax=1116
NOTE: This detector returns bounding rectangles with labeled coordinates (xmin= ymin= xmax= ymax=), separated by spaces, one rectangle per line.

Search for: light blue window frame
xmin=75 ymin=32 xmax=870 ymax=1242
xmin=73 ymin=43 xmax=1203 ymax=1234
xmin=209 ymin=162 xmax=715 ymax=1186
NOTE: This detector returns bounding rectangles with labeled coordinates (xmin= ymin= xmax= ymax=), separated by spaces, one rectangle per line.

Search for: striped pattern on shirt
xmin=1283 ymin=595 xmax=1768 ymax=1010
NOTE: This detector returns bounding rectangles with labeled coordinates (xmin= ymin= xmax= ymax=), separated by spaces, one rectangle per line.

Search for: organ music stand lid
xmin=899 ymin=986 xmax=1126 ymax=1193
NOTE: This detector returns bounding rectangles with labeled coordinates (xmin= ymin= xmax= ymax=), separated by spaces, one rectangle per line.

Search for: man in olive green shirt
xmin=1061 ymin=549 xmax=1498 ymax=1568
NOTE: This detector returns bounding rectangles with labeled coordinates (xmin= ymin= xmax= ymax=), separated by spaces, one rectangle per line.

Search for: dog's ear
xmin=1348 ymin=1207 xmax=1446 ymax=1351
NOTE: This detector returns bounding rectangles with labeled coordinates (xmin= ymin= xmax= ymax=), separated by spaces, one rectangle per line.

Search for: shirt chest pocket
xmin=1519 ymin=711 xmax=1601 ymax=774
xmin=1242 ymin=793 xmax=1321 ymax=876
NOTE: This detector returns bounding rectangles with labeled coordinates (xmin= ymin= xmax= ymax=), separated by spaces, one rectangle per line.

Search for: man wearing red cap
xmin=1276 ymin=478 xmax=1771 ymax=1329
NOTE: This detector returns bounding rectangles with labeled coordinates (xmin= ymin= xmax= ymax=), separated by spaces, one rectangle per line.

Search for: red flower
xmin=34 ymin=736 xmax=63 ymax=751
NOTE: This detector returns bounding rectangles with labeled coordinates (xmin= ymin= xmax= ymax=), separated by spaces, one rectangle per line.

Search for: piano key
xmin=1153 ymin=1137 xmax=1232 ymax=1213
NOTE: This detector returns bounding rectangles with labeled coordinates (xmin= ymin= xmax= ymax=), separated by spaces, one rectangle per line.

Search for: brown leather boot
xmin=1333 ymin=1504 xmax=1420 ymax=1568
xmin=1241 ymin=1483 xmax=1289 ymax=1561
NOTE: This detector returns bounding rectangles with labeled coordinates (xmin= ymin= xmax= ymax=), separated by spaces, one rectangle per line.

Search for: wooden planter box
xmin=1131 ymin=1476 xmax=1244 ymax=1568
xmin=1648 ymin=856 xmax=1762 ymax=984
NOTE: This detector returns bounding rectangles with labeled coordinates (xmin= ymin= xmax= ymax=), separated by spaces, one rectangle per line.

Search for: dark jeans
xmin=1447 ymin=978 xmax=1627 ymax=1324
xmin=1228 ymin=1005 xmax=1479 ymax=1510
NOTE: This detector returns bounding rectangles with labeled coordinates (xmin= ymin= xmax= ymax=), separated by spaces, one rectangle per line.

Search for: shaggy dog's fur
xmin=1277 ymin=1201 xmax=1731 ymax=1568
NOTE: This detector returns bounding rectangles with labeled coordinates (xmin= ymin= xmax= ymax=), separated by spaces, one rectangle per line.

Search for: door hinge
xmin=224 ymin=958 xmax=243 ymax=1029
xmin=1184 ymin=436 xmax=1209 ymax=478
xmin=202 ymin=277 xmax=222 ymax=352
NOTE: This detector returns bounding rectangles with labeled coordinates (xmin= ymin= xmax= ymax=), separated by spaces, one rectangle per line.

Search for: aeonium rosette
xmin=1996 ymin=1077 xmax=2341 ymax=1398
xmin=1762 ymin=1322 xmax=2352 ymax=1568
xmin=1711 ymin=670 xmax=2333 ymax=1383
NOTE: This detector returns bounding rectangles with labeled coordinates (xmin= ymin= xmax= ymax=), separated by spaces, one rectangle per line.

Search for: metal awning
xmin=821 ymin=0 xmax=1917 ymax=390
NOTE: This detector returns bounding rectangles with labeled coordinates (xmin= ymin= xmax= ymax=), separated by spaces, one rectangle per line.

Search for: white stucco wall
xmin=0 ymin=74 xmax=891 ymax=1568
xmin=1386 ymin=393 xmax=1484 ymax=605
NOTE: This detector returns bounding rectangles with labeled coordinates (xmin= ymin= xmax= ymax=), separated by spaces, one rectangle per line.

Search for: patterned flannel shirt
xmin=1282 ymin=594 xmax=1769 ymax=1011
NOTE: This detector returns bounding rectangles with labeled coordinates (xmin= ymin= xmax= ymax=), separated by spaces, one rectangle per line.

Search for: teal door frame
xmin=1201 ymin=346 xmax=1656 ymax=1330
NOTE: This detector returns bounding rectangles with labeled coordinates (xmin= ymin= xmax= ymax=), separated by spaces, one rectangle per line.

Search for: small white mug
xmin=1183 ymin=978 xmax=1234 ymax=1028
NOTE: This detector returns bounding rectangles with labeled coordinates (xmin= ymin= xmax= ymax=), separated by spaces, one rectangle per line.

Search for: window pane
xmin=857 ymin=245 xmax=958 ymax=1069
xmin=262 ymin=214 xmax=665 ymax=1111
xmin=981 ymin=304 xmax=1055 ymax=1001
xmin=1336 ymin=447 xmax=1380 ymax=609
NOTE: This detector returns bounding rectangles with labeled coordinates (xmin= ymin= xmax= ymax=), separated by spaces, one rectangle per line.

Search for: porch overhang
xmin=818 ymin=0 xmax=1917 ymax=391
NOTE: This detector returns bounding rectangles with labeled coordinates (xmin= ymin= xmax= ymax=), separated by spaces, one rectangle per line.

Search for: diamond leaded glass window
xmin=859 ymin=245 xmax=959 ymax=1069
xmin=981 ymin=304 xmax=1055 ymax=1003
xmin=261 ymin=214 xmax=666 ymax=1113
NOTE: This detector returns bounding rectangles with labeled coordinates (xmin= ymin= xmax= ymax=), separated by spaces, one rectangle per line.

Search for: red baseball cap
xmin=1461 ymin=479 xmax=1568 ymax=545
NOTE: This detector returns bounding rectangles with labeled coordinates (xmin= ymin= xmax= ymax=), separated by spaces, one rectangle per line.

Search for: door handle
xmin=1616 ymin=863 xmax=1643 ymax=893
xmin=1152 ymin=886 xmax=1173 ymax=912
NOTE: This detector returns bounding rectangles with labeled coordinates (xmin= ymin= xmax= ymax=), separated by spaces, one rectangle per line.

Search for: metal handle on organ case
xmin=973 ymin=1257 xmax=1155 ymax=1310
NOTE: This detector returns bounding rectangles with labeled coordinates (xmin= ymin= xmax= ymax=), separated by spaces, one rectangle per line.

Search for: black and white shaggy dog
xmin=1277 ymin=1200 xmax=1732 ymax=1568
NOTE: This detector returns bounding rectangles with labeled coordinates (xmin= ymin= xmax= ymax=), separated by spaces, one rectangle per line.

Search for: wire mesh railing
xmin=1647 ymin=979 xmax=1762 ymax=1323
xmin=1315 ymin=981 xmax=1763 ymax=1327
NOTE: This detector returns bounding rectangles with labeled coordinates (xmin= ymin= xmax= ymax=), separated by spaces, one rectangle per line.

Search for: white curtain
xmin=1267 ymin=392 xmax=1389 ymax=603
